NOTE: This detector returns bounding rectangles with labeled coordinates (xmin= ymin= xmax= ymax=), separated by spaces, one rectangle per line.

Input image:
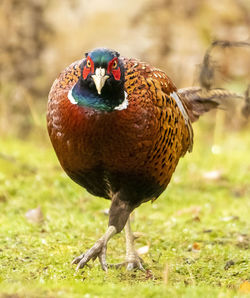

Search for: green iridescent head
xmin=70 ymin=48 xmax=127 ymax=112
xmin=81 ymin=48 xmax=124 ymax=95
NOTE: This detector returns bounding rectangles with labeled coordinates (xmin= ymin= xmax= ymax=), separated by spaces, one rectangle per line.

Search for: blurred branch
xmin=241 ymin=85 xmax=250 ymax=118
xmin=199 ymin=40 xmax=250 ymax=123
xmin=199 ymin=40 xmax=250 ymax=90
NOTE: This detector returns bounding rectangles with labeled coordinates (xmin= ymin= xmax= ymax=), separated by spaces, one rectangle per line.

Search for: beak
xmin=91 ymin=67 xmax=109 ymax=95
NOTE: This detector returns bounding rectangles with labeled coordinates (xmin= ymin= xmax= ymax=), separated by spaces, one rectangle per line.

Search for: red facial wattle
xmin=82 ymin=57 xmax=94 ymax=79
xmin=107 ymin=58 xmax=121 ymax=81
xmin=112 ymin=68 xmax=121 ymax=80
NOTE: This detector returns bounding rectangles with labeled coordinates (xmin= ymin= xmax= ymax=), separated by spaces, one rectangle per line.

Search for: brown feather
xmin=178 ymin=87 xmax=243 ymax=122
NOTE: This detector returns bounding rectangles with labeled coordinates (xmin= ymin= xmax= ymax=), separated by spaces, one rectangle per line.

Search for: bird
xmin=47 ymin=48 xmax=242 ymax=271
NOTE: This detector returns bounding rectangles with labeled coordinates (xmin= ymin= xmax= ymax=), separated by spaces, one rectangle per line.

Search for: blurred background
xmin=0 ymin=0 xmax=249 ymax=139
xmin=1 ymin=1 xmax=250 ymax=292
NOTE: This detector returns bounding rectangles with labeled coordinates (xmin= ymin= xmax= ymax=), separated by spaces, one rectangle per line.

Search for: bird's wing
xmin=122 ymin=57 xmax=193 ymax=154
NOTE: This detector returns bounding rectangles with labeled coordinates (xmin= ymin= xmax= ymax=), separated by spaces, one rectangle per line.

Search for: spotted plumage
xmin=47 ymin=48 xmax=241 ymax=271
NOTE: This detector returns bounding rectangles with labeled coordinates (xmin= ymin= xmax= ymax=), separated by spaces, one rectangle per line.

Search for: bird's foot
xmin=72 ymin=226 xmax=116 ymax=271
xmin=72 ymin=238 xmax=108 ymax=271
xmin=126 ymin=254 xmax=145 ymax=271
xmin=110 ymin=253 xmax=145 ymax=271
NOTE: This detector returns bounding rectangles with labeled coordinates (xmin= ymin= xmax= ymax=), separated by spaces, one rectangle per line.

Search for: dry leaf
xmin=202 ymin=170 xmax=222 ymax=181
xmin=239 ymin=281 xmax=250 ymax=294
xmin=137 ymin=245 xmax=149 ymax=255
xmin=0 ymin=195 xmax=7 ymax=202
xmin=236 ymin=234 xmax=250 ymax=249
xmin=192 ymin=242 xmax=201 ymax=252
xmin=221 ymin=216 xmax=239 ymax=222
xmin=211 ymin=145 xmax=221 ymax=155
xmin=25 ymin=206 xmax=44 ymax=223
xmin=237 ymin=235 xmax=245 ymax=242
xmin=192 ymin=215 xmax=201 ymax=222
xmin=173 ymin=176 xmax=181 ymax=184
xmin=176 ymin=206 xmax=201 ymax=217
xmin=101 ymin=208 xmax=109 ymax=215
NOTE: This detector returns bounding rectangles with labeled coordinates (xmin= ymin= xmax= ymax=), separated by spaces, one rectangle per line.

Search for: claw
xmin=127 ymin=262 xmax=135 ymax=271
xmin=108 ymin=257 xmax=145 ymax=271
xmin=71 ymin=253 xmax=85 ymax=265
xmin=108 ymin=262 xmax=127 ymax=269
xmin=72 ymin=226 xmax=117 ymax=271
xmin=126 ymin=257 xmax=145 ymax=272
xmin=74 ymin=240 xmax=104 ymax=270
xmin=98 ymin=246 xmax=108 ymax=271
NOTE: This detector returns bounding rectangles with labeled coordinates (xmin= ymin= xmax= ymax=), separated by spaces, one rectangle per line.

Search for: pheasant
xmin=47 ymin=48 xmax=241 ymax=271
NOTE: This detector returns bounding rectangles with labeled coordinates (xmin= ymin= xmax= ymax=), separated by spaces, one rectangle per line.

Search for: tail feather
xmin=178 ymin=87 xmax=243 ymax=123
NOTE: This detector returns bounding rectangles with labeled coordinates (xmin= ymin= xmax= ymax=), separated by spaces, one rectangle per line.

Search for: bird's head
xmin=80 ymin=48 xmax=125 ymax=95
xmin=70 ymin=48 xmax=127 ymax=111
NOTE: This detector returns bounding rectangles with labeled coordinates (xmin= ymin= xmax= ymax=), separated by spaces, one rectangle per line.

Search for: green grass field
xmin=0 ymin=119 xmax=250 ymax=298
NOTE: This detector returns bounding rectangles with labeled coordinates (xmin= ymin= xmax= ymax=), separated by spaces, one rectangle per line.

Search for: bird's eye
xmin=87 ymin=60 xmax=91 ymax=68
xmin=112 ymin=60 xmax=118 ymax=69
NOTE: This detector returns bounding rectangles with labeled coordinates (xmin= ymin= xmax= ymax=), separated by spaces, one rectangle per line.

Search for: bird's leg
xmin=72 ymin=225 xmax=116 ymax=271
xmin=72 ymin=191 xmax=133 ymax=271
xmin=109 ymin=216 xmax=145 ymax=271
xmin=124 ymin=216 xmax=145 ymax=271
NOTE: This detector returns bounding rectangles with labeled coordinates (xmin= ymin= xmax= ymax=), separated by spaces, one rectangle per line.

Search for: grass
xmin=0 ymin=119 xmax=250 ymax=297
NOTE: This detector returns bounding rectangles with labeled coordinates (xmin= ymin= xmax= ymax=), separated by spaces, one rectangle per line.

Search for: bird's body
xmin=48 ymin=57 xmax=191 ymax=205
xmin=47 ymin=48 xmax=240 ymax=271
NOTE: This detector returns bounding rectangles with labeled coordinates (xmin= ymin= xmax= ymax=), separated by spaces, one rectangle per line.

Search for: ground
xmin=0 ymin=119 xmax=250 ymax=298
